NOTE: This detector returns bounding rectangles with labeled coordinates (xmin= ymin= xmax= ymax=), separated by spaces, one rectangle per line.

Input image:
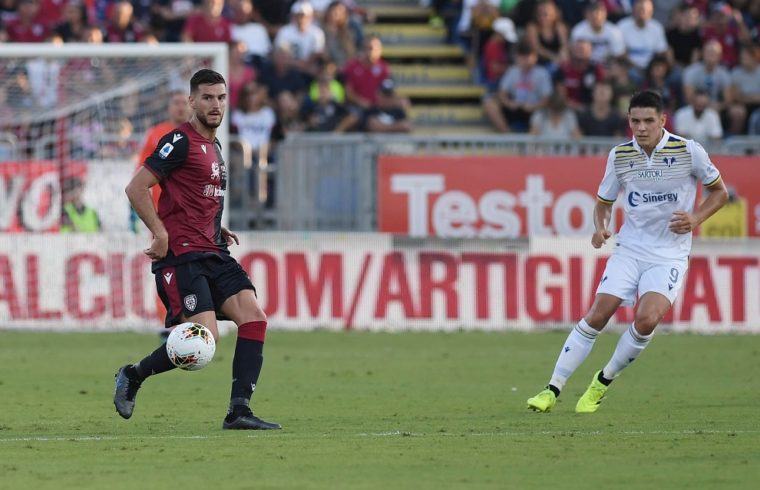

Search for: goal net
xmin=0 ymin=44 xmax=227 ymax=330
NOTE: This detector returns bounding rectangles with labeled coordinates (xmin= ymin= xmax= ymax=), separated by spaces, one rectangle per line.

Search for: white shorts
xmin=596 ymin=253 xmax=688 ymax=307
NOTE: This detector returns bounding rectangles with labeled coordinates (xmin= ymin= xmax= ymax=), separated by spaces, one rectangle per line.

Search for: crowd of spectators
xmin=434 ymin=0 xmax=760 ymax=143
xmin=0 ymin=0 xmax=413 ymax=166
xmin=1 ymin=0 xmax=760 ymax=158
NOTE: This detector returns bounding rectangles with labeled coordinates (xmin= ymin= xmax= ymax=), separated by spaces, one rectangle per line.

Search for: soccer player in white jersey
xmin=527 ymin=90 xmax=728 ymax=413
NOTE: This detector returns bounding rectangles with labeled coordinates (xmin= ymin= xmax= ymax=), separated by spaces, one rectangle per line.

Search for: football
xmin=165 ymin=322 xmax=216 ymax=371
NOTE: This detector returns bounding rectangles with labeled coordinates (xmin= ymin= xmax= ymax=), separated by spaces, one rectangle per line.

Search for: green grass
xmin=1 ymin=330 xmax=759 ymax=489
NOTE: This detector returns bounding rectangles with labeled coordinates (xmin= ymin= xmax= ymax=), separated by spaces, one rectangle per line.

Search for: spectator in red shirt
xmin=343 ymin=34 xmax=390 ymax=110
xmin=5 ymin=0 xmax=50 ymax=42
xmin=228 ymin=39 xmax=257 ymax=110
xmin=481 ymin=17 xmax=516 ymax=92
xmin=151 ymin=0 xmax=197 ymax=42
xmin=554 ymin=38 xmax=605 ymax=111
xmin=182 ymin=0 xmax=231 ymax=43
xmin=701 ymin=2 xmax=751 ymax=68
xmin=35 ymin=0 xmax=67 ymax=29
xmin=105 ymin=1 xmax=150 ymax=43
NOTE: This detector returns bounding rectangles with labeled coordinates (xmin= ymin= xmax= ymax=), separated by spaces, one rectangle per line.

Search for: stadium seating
xmin=365 ymin=1 xmax=492 ymax=133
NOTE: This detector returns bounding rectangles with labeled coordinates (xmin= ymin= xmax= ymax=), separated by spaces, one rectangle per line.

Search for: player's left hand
xmin=221 ymin=227 xmax=239 ymax=246
xmin=669 ymin=211 xmax=699 ymax=234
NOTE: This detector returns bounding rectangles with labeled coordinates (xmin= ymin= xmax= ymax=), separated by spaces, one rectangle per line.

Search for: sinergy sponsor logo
xmin=628 ymin=191 xmax=678 ymax=207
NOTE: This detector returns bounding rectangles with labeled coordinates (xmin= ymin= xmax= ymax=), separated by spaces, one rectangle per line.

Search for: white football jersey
xmin=597 ymin=130 xmax=721 ymax=261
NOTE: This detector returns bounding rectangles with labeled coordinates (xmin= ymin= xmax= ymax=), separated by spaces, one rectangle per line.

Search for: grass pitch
xmin=1 ymin=330 xmax=759 ymax=489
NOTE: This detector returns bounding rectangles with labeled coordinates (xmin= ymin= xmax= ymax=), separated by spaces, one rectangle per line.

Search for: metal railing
xmin=241 ymin=133 xmax=758 ymax=232
xmin=0 ymin=132 xmax=19 ymax=161
xmin=226 ymin=137 xmax=278 ymax=230
xmin=5 ymin=132 xmax=758 ymax=233
xmin=270 ymin=134 xmax=622 ymax=232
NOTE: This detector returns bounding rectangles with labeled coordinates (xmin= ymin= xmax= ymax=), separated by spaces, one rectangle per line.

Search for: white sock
xmin=548 ymin=319 xmax=599 ymax=392
xmin=602 ymin=323 xmax=653 ymax=380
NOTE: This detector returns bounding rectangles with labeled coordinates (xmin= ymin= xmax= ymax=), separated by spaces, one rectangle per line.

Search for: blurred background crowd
xmin=1 ymin=0 xmax=759 ymax=163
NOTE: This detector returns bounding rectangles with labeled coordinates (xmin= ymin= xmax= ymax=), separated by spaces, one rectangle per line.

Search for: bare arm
xmin=669 ymin=179 xmax=729 ymax=234
xmin=125 ymin=167 xmax=168 ymax=260
xmin=591 ymin=200 xmax=613 ymax=248
xmin=366 ymin=116 xmax=412 ymax=133
xmin=556 ymin=23 xmax=569 ymax=62
xmin=345 ymin=84 xmax=371 ymax=109
xmin=522 ymin=95 xmax=549 ymax=113
xmin=334 ymin=112 xmax=359 ymax=132
xmin=525 ymin=24 xmax=543 ymax=58
xmin=497 ymin=89 xmax=516 ymax=109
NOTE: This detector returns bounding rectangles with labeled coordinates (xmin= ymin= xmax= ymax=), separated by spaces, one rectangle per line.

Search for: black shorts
xmin=154 ymin=254 xmax=255 ymax=327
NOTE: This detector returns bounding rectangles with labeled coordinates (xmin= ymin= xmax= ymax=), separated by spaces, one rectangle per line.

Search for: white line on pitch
xmin=0 ymin=434 xmax=223 ymax=443
xmin=357 ymin=429 xmax=760 ymax=437
xmin=1 ymin=429 xmax=758 ymax=443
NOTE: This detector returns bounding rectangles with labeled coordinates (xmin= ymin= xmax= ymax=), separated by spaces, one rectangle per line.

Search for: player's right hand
xmin=144 ymin=235 xmax=169 ymax=261
xmin=591 ymin=229 xmax=612 ymax=249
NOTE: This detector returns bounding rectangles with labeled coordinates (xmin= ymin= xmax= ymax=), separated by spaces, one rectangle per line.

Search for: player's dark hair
xmin=190 ymin=69 xmax=226 ymax=93
xmin=628 ymin=90 xmax=664 ymax=114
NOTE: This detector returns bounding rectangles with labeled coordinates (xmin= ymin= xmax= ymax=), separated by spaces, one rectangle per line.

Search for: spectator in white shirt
xmin=673 ymin=89 xmax=724 ymax=146
xmin=230 ymin=0 xmax=272 ymax=69
xmin=570 ymin=1 xmax=626 ymax=65
xmin=617 ymin=0 xmax=668 ymax=71
xmin=231 ymin=81 xmax=277 ymax=155
xmin=682 ymin=40 xmax=733 ymax=115
xmin=274 ymin=1 xmax=325 ymax=80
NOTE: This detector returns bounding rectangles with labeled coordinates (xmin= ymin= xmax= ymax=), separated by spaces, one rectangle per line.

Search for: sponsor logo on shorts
xmin=628 ymin=191 xmax=678 ymax=207
xmin=184 ymin=294 xmax=197 ymax=312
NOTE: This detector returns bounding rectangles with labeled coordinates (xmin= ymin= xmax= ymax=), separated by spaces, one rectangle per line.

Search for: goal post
xmin=0 ymin=43 xmax=228 ymax=233
xmin=0 ymin=43 xmax=228 ymax=330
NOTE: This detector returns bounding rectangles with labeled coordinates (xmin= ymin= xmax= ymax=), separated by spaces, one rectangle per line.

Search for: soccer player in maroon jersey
xmin=114 ymin=69 xmax=280 ymax=430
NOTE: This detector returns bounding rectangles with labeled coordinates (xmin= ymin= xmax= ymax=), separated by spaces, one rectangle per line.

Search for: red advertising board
xmin=377 ymin=155 xmax=760 ymax=238
xmin=1 ymin=233 xmax=758 ymax=332
xmin=0 ymin=161 xmax=87 ymax=232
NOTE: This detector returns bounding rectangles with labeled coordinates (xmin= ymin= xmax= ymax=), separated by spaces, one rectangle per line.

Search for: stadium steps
xmin=390 ymin=64 xmax=472 ymax=84
xmin=381 ymin=44 xmax=464 ymax=60
xmin=409 ymin=104 xmax=490 ymax=126
xmin=413 ymin=125 xmax=496 ymax=135
xmin=397 ymin=85 xmax=486 ymax=99
xmin=367 ymin=23 xmax=447 ymax=45
xmin=363 ymin=1 xmax=492 ymax=133
xmin=367 ymin=4 xmax=433 ymax=23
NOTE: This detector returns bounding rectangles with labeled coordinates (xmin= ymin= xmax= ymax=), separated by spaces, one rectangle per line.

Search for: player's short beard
xmin=196 ymin=111 xmax=222 ymax=129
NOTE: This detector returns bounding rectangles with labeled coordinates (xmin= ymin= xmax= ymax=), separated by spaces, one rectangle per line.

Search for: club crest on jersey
xmin=663 ymin=157 xmax=676 ymax=167
xmin=159 ymin=142 xmax=174 ymax=159
xmin=184 ymin=294 xmax=197 ymax=312
xmin=201 ymin=144 xmax=207 ymax=154
xmin=211 ymin=161 xmax=220 ymax=180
